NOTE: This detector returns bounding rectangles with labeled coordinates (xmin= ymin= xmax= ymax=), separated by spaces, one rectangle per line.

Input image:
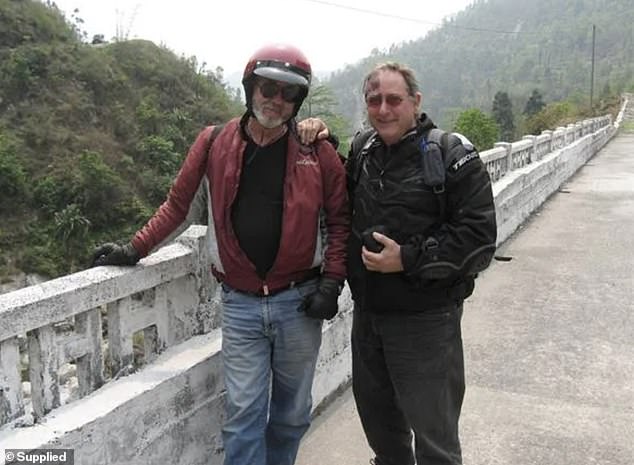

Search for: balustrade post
xmin=176 ymin=227 xmax=218 ymax=335
xmin=107 ymin=298 xmax=134 ymax=377
xmin=555 ymin=127 xmax=565 ymax=149
xmin=75 ymin=308 xmax=104 ymax=397
xmin=541 ymin=130 xmax=553 ymax=156
xmin=28 ymin=324 xmax=60 ymax=420
xmin=0 ymin=337 xmax=24 ymax=425
xmin=583 ymin=120 xmax=591 ymax=136
xmin=494 ymin=142 xmax=512 ymax=172
xmin=144 ymin=285 xmax=169 ymax=363
xmin=567 ymin=123 xmax=576 ymax=143
xmin=522 ymin=135 xmax=537 ymax=163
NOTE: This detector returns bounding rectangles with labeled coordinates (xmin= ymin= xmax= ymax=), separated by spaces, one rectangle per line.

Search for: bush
xmin=114 ymin=196 xmax=153 ymax=232
xmin=54 ymin=203 xmax=91 ymax=252
xmin=72 ymin=150 xmax=129 ymax=228
xmin=139 ymin=169 xmax=173 ymax=206
xmin=33 ymin=175 xmax=71 ymax=215
xmin=137 ymin=135 xmax=181 ymax=175
xmin=525 ymin=102 xmax=575 ymax=135
xmin=0 ymin=138 xmax=27 ymax=206
xmin=19 ymin=243 xmax=64 ymax=277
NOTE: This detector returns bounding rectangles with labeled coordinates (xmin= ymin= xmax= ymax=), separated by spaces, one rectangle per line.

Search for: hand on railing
xmin=91 ymin=242 xmax=140 ymax=267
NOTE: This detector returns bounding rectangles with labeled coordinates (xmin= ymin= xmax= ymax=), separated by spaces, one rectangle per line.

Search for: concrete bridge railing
xmin=481 ymin=115 xmax=612 ymax=183
xmin=0 ymin=96 xmax=630 ymax=464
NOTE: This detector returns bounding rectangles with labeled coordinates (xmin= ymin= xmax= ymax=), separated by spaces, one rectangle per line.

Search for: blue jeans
xmin=220 ymin=279 xmax=322 ymax=465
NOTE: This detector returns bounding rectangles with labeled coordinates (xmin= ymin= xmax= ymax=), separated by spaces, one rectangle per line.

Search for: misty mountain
xmin=324 ymin=0 xmax=634 ymax=130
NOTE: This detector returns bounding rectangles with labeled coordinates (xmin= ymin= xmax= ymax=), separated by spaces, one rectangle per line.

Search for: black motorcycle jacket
xmin=345 ymin=113 xmax=497 ymax=313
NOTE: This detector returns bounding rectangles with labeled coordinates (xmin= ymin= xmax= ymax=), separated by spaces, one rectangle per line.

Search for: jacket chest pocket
xmin=379 ymin=175 xmax=439 ymax=217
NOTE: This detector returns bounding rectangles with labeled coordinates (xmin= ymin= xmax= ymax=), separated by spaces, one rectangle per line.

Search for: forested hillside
xmin=1 ymin=0 xmax=632 ymax=287
xmin=0 ymin=0 xmax=243 ymax=282
xmin=326 ymin=0 xmax=634 ymax=129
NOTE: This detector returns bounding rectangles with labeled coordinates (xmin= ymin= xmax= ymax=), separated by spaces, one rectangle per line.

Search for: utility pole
xmin=590 ymin=24 xmax=596 ymax=111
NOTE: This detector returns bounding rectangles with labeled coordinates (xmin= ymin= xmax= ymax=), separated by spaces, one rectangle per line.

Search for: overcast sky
xmin=51 ymin=0 xmax=473 ymax=77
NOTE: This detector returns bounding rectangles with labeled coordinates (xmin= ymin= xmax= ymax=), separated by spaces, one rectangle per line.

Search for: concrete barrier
xmin=493 ymin=123 xmax=613 ymax=245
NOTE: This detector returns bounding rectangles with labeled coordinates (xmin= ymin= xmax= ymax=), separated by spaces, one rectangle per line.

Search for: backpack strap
xmin=204 ymin=124 xmax=225 ymax=159
xmin=438 ymin=132 xmax=449 ymax=223
xmin=421 ymin=128 xmax=452 ymax=223
xmin=441 ymin=132 xmax=450 ymax=165
xmin=350 ymin=128 xmax=376 ymax=157
xmin=186 ymin=124 xmax=225 ymax=225
xmin=349 ymin=129 xmax=378 ymax=189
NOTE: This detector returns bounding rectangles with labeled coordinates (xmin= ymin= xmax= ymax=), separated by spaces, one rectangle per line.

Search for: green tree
xmin=453 ymin=109 xmax=500 ymax=151
xmin=492 ymin=91 xmax=515 ymax=142
xmin=524 ymin=89 xmax=546 ymax=117
xmin=300 ymin=84 xmax=337 ymax=119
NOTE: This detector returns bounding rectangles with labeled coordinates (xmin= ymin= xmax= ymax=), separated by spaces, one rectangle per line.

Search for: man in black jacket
xmin=346 ymin=62 xmax=497 ymax=465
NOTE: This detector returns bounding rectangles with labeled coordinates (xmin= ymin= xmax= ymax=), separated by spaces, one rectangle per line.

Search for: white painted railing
xmin=0 ymin=229 xmax=218 ymax=427
xmin=480 ymin=115 xmax=612 ymax=182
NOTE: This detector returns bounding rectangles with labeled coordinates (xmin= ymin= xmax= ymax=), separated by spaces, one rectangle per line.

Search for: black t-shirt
xmin=231 ymin=133 xmax=288 ymax=279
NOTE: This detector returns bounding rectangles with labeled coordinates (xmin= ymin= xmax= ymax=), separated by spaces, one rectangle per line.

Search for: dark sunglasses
xmin=365 ymin=93 xmax=408 ymax=108
xmin=258 ymin=80 xmax=302 ymax=103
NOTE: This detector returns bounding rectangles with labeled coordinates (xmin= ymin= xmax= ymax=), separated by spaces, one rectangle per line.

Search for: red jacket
xmin=131 ymin=118 xmax=349 ymax=294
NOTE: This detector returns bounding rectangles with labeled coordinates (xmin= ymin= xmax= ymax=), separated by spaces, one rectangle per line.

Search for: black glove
xmin=299 ymin=277 xmax=342 ymax=320
xmin=91 ymin=242 xmax=140 ymax=267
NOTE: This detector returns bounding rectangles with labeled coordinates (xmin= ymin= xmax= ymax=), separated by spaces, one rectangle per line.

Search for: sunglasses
xmin=365 ymin=93 xmax=408 ymax=108
xmin=258 ymin=80 xmax=302 ymax=103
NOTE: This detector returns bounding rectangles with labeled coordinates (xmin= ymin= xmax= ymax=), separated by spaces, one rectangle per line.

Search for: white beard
xmin=252 ymin=106 xmax=287 ymax=129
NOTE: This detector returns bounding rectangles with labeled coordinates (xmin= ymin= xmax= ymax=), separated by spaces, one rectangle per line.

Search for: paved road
xmin=297 ymin=127 xmax=634 ymax=465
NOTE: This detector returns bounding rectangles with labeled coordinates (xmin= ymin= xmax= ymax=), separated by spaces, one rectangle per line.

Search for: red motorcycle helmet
xmin=242 ymin=43 xmax=312 ymax=117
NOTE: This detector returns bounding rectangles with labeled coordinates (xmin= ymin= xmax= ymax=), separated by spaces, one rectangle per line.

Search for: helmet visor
xmin=253 ymin=61 xmax=310 ymax=86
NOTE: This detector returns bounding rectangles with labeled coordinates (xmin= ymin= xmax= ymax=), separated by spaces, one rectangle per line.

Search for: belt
xmin=252 ymin=267 xmax=322 ymax=297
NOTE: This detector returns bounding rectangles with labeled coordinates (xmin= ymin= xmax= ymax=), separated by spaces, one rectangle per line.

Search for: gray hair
xmin=362 ymin=62 xmax=420 ymax=98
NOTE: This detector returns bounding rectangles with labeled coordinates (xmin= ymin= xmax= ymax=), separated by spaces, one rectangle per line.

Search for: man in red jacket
xmin=92 ymin=44 xmax=349 ymax=465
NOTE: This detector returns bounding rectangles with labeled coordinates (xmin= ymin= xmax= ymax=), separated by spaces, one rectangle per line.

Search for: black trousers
xmin=352 ymin=302 xmax=465 ymax=465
